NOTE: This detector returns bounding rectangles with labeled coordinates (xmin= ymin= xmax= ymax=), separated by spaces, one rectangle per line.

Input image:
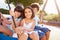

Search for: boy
xmin=31 ymin=3 xmax=50 ymax=40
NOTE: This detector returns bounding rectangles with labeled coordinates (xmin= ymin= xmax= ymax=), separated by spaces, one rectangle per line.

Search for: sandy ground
xmin=43 ymin=24 xmax=60 ymax=40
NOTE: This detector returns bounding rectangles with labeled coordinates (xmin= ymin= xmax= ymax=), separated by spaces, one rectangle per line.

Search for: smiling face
xmin=14 ymin=11 xmax=21 ymax=18
xmin=24 ymin=8 xmax=32 ymax=19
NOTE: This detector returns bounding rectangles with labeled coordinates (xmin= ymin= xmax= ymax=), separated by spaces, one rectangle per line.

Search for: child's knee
xmin=32 ymin=32 xmax=39 ymax=38
xmin=24 ymin=33 xmax=28 ymax=38
xmin=19 ymin=33 xmax=28 ymax=40
xmin=46 ymin=30 xmax=50 ymax=35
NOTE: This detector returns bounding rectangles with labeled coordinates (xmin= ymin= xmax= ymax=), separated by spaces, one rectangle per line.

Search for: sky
xmin=0 ymin=0 xmax=15 ymax=10
xmin=0 ymin=0 xmax=8 ymax=9
xmin=0 ymin=0 xmax=60 ymax=14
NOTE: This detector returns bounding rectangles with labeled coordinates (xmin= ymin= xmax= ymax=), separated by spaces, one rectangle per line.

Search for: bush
xmin=53 ymin=15 xmax=60 ymax=22
xmin=0 ymin=9 xmax=9 ymax=14
xmin=38 ymin=10 xmax=47 ymax=18
xmin=43 ymin=14 xmax=60 ymax=22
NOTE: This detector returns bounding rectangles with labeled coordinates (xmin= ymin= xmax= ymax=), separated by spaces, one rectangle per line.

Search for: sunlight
xmin=0 ymin=0 xmax=5 ymax=3
xmin=41 ymin=0 xmax=60 ymax=14
xmin=0 ymin=0 xmax=60 ymax=14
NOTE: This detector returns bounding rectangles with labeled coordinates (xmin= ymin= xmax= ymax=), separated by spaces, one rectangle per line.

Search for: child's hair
xmin=16 ymin=3 xmax=24 ymax=9
xmin=31 ymin=3 xmax=40 ymax=11
xmin=14 ymin=6 xmax=24 ymax=18
xmin=23 ymin=6 xmax=35 ymax=19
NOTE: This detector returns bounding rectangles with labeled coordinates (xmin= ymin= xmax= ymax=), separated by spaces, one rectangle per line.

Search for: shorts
xmin=35 ymin=26 xmax=50 ymax=34
xmin=34 ymin=29 xmax=45 ymax=38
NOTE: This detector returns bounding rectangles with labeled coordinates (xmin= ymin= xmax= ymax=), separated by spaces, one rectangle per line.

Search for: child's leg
xmin=15 ymin=27 xmax=28 ymax=40
xmin=29 ymin=32 xmax=39 ymax=40
xmin=38 ymin=30 xmax=46 ymax=40
xmin=40 ymin=28 xmax=50 ymax=40
xmin=35 ymin=26 xmax=50 ymax=40
xmin=45 ymin=30 xmax=50 ymax=40
xmin=40 ymin=35 xmax=46 ymax=40
xmin=18 ymin=33 xmax=28 ymax=40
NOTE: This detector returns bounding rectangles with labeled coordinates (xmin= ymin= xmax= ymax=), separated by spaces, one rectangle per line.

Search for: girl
xmin=10 ymin=5 xmax=28 ymax=40
xmin=16 ymin=6 xmax=39 ymax=40
xmin=11 ymin=6 xmax=24 ymax=28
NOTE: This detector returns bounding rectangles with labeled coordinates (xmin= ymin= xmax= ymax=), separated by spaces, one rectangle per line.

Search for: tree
xmin=0 ymin=9 xmax=9 ymax=14
xmin=5 ymin=0 xmax=43 ymax=7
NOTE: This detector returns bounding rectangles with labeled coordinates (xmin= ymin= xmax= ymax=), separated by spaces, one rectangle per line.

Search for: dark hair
xmin=23 ymin=6 xmax=35 ymax=19
xmin=31 ymin=4 xmax=39 ymax=11
xmin=14 ymin=6 xmax=24 ymax=18
xmin=16 ymin=3 xmax=24 ymax=9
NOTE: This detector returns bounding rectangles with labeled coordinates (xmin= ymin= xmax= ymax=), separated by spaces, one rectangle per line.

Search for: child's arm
xmin=39 ymin=12 xmax=44 ymax=24
xmin=0 ymin=25 xmax=13 ymax=36
xmin=29 ymin=19 xmax=36 ymax=31
xmin=11 ymin=20 xmax=16 ymax=30
xmin=9 ymin=10 xmax=16 ymax=30
xmin=16 ymin=20 xmax=22 ymax=27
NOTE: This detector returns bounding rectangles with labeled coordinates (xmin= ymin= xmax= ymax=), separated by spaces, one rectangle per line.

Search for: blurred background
xmin=0 ymin=0 xmax=60 ymax=40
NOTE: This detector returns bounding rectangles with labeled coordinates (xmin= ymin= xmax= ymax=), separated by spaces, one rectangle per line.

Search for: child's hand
xmin=15 ymin=27 xmax=23 ymax=35
xmin=9 ymin=10 xmax=15 ymax=17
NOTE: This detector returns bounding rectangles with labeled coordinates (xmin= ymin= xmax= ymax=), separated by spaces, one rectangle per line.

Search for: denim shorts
xmin=35 ymin=26 xmax=50 ymax=34
xmin=34 ymin=29 xmax=45 ymax=38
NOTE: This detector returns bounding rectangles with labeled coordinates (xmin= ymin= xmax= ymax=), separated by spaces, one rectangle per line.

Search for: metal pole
xmin=7 ymin=0 xmax=16 ymax=28
xmin=7 ymin=0 xmax=11 ymax=10
xmin=40 ymin=0 xmax=48 ymax=24
xmin=54 ymin=0 xmax=60 ymax=15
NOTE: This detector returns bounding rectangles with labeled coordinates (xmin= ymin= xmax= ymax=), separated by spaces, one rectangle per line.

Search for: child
xmin=0 ymin=11 xmax=13 ymax=36
xmin=16 ymin=6 xmax=39 ymax=40
xmin=31 ymin=3 xmax=50 ymax=40
xmin=0 ymin=12 xmax=18 ymax=40
xmin=11 ymin=6 xmax=24 ymax=28
xmin=10 ymin=5 xmax=29 ymax=40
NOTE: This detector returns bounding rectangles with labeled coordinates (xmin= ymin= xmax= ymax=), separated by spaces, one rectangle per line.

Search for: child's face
xmin=32 ymin=8 xmax=38 ymax=15
xmin=14 ymin=11 xmax=21 ymax=18
xmin=24 ymin=8 xmax=32 ymax=19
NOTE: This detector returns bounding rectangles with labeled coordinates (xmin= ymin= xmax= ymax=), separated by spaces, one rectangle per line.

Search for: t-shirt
xmin=34 ymin=15 xmax=40 ymax=26
xmin=11 ymin=17 xmax=22 ymax=38
xmin=7 ymin=17 xmax=22 ymax=31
